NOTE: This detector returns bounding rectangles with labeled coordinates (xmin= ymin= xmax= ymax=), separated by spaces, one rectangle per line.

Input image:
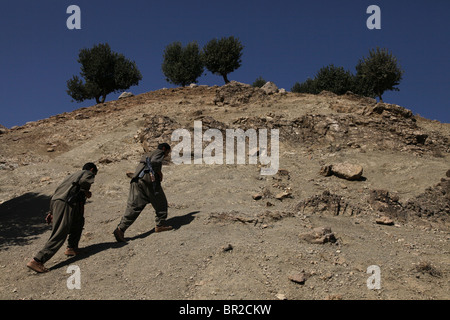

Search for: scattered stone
xmin=299 ymin=226 xmax=337 ymax=244
xmin=319 ymin=165 xmax=333 ymax=177
xmin=275 ymin=191 xmax=292 ymax=200
xmin=222 ymin=244 xmax=233 ymax=252
xmin=277 ymin=169 xmax=290 ymax=177
xmin=275 ymin=293 xmax=287 ymax=300
xmin=252 ymin=193 xmax=263 ymax=200
xmin=46 ymin=147 xmax=55 ymax=152
xmin=98 ymin=157 xmax=114 ymax=164
xmin=118 ymin=92 xmax=134 ymax=99
xmin=375 ymin=216 xmax=395 ymax=226
xmin=288 ymin=272 xmax=307 ymax=285
xmin=74 ymin=113 xmax=90 ymax=120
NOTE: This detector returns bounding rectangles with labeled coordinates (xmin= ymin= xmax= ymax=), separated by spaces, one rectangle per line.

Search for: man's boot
xmin=155 ymin=225 xmax=173 ymax=233
xmin=26 ymin=259 xmax=49 ymax=273
xmin=113 ymin=227 xmax=126 ymax=242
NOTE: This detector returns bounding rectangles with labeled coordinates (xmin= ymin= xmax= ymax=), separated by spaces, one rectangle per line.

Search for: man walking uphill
xmin=113 ymin=143 xmax=172 ymax=242
xmin=27 ymin=163 xmax=98 ymax=273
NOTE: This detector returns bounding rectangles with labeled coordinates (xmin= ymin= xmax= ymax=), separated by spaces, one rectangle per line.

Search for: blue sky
xmin=0 ymin=0 xmax=449 ymax=128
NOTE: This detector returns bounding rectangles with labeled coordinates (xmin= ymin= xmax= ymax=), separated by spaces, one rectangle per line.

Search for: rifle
xmin=138 ymin=156 xmax=161 ymax=195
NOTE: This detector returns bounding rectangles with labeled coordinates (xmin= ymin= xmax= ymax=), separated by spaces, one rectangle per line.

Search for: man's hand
xmin=84 ymin=191 xmax=92 ymax=198
xmin=45 ymin=213 xmax=53 ymax=225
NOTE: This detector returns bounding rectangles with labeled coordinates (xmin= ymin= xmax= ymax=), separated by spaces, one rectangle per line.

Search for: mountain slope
xmin=0 ymin=83 xmax=449 ymax=300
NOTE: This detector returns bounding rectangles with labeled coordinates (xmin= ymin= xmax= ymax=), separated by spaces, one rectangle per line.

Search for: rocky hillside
xmin=0 ymin=82 xmax=449 ymax=300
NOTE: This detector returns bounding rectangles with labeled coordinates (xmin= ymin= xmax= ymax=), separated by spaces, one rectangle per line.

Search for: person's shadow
xmin=49 ymin=211 xmax=200 ymax=271
xmin=128 ymin=210 xmax=200 ymax=241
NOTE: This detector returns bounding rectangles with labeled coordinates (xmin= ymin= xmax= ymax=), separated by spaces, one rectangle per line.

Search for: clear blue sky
xmin=1 ymin=0 xmax=449 ymax=128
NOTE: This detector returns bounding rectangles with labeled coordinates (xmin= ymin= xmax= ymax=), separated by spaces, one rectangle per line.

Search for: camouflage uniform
xmin=117 ymin=149 xmax=169 ymax=231
xmin=34 ymin=169 xmax=95 ymax=263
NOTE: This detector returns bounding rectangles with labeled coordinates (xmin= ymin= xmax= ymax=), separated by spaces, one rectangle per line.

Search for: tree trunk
xmin=222 ymin=74 xmax=229 ymax=84
xmin=378 ymin=95 xmax=383 ymax=103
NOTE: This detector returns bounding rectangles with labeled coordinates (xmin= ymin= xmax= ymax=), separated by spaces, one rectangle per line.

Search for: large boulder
xmin=261 ymin=81 xmax=279 ymax=95
xmin=319 ymin=163 xmax=363 ymax=181
xmin=331 ymin=163 xmax=364 ymax=181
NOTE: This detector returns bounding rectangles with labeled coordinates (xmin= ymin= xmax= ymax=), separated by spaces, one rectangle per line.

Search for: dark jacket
xmin=51 ymin=170 xmax=95 ymax=202
xmin=132 ymin=149 xmax=166 ymax=180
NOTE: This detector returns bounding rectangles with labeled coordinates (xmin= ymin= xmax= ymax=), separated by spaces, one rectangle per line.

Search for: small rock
xmin=331 ymin=163 xmax=363 ymax=181
xmin=118 ymin=92 xmax=134 ymax=99
xmin=222 ymin=244 xmax=233 ymax=252
xmin=275 ymin=191 xmax=292 ymax=200
xmin=98 ymin=157 xmax=114 ymax=164
xmin=376 ymin=216 xmax=394 ymax=225
xmin=319 ymin=165 xmax=333 ymax=177
xmin=46 ymin=147 xmax=55 ymax=152
xmin=288 ymin=272 xmax=307 ymax=285
xmin=275 ymin=293 xmax=287 ymax=300
xmin=277 ymin=169 xmax=290 ymax=177
xmin=252 ymin=193 xmax=263 ymax=200
xmin=299 ymin=226 xmax=337 ymax=244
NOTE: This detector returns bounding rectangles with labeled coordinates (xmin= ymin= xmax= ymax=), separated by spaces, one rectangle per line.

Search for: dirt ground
xmin=0 ymin=85 xmax=449 ymax=300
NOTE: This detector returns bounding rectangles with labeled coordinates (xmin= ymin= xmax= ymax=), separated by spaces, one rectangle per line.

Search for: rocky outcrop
xmin=261 ymin=81 xmax=279 ymax=95
xmin=135 ymin=115 xmax=180 ymax=152
xmin=213 ymin=81 xmax=265 ymax=106
xmin=294 ymin=190 xmax=362 ymax=216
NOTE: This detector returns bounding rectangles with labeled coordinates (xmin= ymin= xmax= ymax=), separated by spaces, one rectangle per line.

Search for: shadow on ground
xmin=49 ymin=211 xmax=200 ymax=271
xmin=0 ymin=193 xmax=51 ymax=249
